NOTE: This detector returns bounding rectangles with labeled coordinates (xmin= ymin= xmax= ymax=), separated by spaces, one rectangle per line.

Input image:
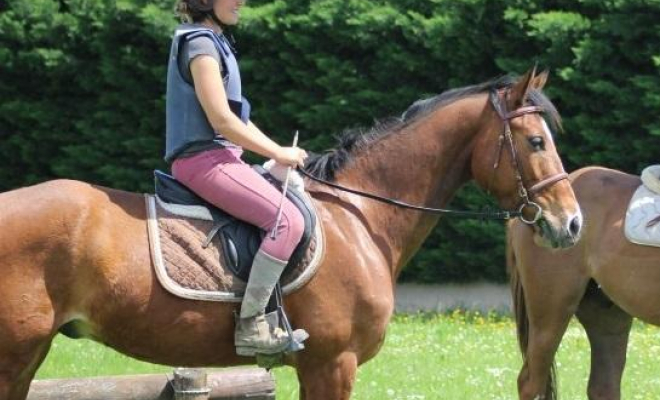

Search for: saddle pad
xmin=145 ymin=194 xmax=325 ymax=302
xmin=625 ymin=172 xmax=660 ymax=247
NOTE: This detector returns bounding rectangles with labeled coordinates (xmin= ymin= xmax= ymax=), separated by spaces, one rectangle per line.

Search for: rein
xmin=299 ymin=168 xmax=518 ymax=220
xmin=300 ymin=89 xmax=568 ymax=224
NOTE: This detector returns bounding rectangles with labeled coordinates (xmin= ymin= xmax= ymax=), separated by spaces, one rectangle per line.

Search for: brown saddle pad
xmin=145 ymin=195 xmax=324 ymax=302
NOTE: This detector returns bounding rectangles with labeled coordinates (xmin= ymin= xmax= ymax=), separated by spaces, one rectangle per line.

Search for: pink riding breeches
xmin=171 ymin=147 xmax=305 ymax=262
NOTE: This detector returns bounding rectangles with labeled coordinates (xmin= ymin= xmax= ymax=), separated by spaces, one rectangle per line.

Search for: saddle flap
xmin=154 ymin=170 xmax=206 ymax=206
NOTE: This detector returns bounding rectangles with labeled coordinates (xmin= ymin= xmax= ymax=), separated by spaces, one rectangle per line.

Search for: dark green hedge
xmin=1 ymin=0 xmax=659 ymax=282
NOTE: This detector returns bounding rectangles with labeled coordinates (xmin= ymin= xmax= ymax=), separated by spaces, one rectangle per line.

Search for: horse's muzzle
xmin=534 ymin=210 xmax=583 ymax=249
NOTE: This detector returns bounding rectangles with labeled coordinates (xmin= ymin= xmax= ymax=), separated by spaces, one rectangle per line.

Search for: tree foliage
xmin=1 ymin=0 xmax=659 ymax=282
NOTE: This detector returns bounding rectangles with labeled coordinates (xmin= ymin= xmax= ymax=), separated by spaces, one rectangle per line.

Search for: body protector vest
xmin=165 ymin=24 xmax=251 ymax=163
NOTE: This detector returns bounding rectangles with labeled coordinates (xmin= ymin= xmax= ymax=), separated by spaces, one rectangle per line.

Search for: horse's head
xmin=471 ymin=67 xmax=582 ymax=248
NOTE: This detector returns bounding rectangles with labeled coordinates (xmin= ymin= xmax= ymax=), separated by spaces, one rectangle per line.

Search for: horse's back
xmin=570 ymin=166 xmax=639 ymax=243
xmin=0 ymin=178 xmax=146 ymax=220
xmin=569 ymin=166 xmax=639 ymax=206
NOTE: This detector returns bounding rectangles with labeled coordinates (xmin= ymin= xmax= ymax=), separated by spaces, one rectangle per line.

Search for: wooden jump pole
xmin=27 ymin=368 xmax=275 ymax=400
xmin=172 ymin=369 xmax=209 ymax=400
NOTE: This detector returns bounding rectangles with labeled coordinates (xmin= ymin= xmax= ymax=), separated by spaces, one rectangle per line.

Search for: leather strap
xmin=528 ymin=172 xmax=569 ymax=194
xmin=299 ymin=169 xmax=520 ymax=220
xmin=505 ymin=106 xmax=543 ymax=120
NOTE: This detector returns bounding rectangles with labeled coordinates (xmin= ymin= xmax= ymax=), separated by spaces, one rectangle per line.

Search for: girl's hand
xmin=275 ymin=147 xmax=308 ymax=168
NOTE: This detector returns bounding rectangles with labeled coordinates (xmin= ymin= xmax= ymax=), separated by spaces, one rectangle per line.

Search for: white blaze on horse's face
xmin=541 ymin=119 xmax=555 ymax=146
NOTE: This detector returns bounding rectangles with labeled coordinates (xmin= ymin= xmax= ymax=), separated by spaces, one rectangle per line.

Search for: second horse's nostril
xmin=569 ymin=216 xmax=581 ymax=237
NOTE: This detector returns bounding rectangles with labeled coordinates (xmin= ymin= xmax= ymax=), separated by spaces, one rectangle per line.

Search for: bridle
xmin=488 ymin=89 xmax=569 ymax=224
xmin=298 ymin=88 xmax=569 ymax=224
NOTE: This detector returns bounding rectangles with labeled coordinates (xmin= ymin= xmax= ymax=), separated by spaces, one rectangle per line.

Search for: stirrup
xmin=273 ymin=282 xmax=308 ymax=353
xmin=236 ymin=342 xmax=289 ymax=357
xmin=234 ymin=311 xmax=290 ymax=356
xmin=235 ymin=311 xmax=308 ymax=357
xmin=253 ymin=329 xmax=310 ymax=369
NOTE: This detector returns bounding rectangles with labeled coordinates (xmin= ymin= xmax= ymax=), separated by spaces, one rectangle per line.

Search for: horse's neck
xmin=335 ymin=97 xmax=484 ymax=277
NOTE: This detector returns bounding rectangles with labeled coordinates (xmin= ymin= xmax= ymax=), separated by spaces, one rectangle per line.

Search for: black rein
xmin=298 ymin=168 xmax=519 ymax=220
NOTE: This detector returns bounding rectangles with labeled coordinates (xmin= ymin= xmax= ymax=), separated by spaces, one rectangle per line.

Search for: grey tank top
xmin=164 ymin=24 xmax=251 ymax=163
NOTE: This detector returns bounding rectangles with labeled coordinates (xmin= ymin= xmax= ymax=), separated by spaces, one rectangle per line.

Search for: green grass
xmin=36 ymin=312 xmax=660 ymax=399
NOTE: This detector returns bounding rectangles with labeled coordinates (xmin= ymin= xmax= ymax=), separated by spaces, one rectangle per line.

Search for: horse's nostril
xmin=569 ymin=216 xmax=581 ymax=237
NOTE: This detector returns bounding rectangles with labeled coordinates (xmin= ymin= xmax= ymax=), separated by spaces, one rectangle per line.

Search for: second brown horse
xmin=508 ymin=166 xmax=660 ymax=400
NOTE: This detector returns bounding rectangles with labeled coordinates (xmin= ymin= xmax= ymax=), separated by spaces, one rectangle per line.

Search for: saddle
xmin=153 ymin=166 xmax=316 ymax=281
xmin=625 ymin=165 xmax=660 ymax=247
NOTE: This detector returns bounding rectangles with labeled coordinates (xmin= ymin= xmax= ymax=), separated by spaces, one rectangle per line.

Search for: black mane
xmin=304 ymin=75 xmax=562 ymax=181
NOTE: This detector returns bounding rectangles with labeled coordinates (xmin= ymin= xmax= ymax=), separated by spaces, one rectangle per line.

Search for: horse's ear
xmin=531 ymin=69 xmax=549 ymax=91
xmin=508 ymin=66 xmax=537 ymax=108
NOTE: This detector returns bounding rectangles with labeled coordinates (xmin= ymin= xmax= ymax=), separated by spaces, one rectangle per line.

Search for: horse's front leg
xmin=576 ymin=287 xmax=632 ymax=400
xmin=518 ymin=311 xmax=573 ymax=400
xmin=516 ymin=262 xmax=589 ymax=400
xmin=296 ymin=352 xmax=358 ymax=400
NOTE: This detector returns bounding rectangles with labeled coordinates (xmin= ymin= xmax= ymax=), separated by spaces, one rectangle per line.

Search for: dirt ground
xmin=394 ymin=283 xmax=511 ymax=314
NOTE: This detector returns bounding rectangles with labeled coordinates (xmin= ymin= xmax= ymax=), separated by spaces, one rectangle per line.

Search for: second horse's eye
xmin=529 ymin=136 xmax=545 ymax=151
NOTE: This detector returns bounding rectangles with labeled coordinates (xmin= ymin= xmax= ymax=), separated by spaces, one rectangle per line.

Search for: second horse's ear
xmin=508 ymin=66 xmax=537 ymax=109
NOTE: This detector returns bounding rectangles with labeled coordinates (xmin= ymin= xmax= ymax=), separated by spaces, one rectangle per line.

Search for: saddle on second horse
xmin=625 ymin=165 xmax=660 ymax=247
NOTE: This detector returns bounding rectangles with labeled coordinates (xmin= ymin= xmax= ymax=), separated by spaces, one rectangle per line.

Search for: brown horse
xmin=508 ymin=166 xmax=660 ymax=400
xmin=0 ymin=68 xmax=581 ymax=400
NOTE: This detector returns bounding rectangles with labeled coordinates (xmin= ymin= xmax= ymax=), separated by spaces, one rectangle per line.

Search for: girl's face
xmin=213 ymin=0 xmax=244 ymax=26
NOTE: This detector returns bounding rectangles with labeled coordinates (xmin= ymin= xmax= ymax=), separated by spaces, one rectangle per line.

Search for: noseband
xmin=488 ymin=89 xmax=569 ymax=224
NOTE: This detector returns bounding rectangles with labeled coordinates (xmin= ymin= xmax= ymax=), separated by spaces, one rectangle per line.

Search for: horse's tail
xmin=506 ymin=222 xmax=558 ymax=400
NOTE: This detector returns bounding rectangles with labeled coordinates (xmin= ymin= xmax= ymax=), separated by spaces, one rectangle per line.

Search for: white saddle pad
xmin=625 ymin=165 xmax=660 ymax=247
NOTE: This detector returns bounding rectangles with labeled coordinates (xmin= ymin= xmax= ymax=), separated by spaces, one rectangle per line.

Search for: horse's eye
xmin=528 ymin=136 xmax=545 ymax=151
